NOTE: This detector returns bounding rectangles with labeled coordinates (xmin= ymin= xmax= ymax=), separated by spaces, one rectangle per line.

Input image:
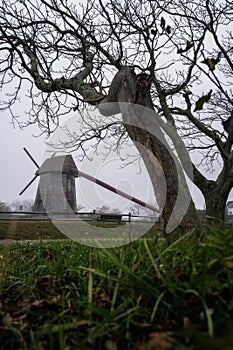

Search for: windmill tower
xmin=20 ymin=149 xmax=78 ymax=215
xmin=33 ymin=155 xmax=78 ymax=214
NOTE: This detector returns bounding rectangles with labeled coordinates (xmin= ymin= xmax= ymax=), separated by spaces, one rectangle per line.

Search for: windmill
xmin=20 ymin=148 xmax=78 ymax=214
xmin=20 ymin=148 xmax=160 ymax=215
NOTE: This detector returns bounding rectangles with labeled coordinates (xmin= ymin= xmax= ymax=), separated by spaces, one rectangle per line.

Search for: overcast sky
xmin=1 ymin=2 xmax=231 ymax=213
xmin=1 ymin=112 xmax=46 ymax=204
xmin=0 ymin=103 xmax=212 ymax=211
xmin=1 ymin=82 xmax=231 ymax=212
xmin=3 ymin=87 xmax=233 ymax=213
xmin=0 ymin=107 xmax=158 ymax=211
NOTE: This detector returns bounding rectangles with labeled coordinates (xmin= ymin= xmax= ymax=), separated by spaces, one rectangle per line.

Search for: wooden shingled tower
xmin=33 ymin=155 xmax=78 ymax=214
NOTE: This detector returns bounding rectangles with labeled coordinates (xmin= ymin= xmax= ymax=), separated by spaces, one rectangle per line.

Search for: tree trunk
xmin=199 ymin=181 xmax=230 ymax=223
xmin=205 ymin=191 xmax=227 ymax=222
xmin=99 ymin=67 xmax=200 ymax=235
xmin=193 ymin=158 xmax=233 ymax=223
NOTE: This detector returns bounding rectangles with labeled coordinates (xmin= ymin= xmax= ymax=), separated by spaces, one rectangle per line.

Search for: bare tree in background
xmin=95 ymin=206 xmax=121 ymax=214
xmin=0 ymin=200 xmax=11 ymax=212
xmin=0 ymin=0 xmax=232 ymax=232
xmin=129 ymin=203 xmax=159 ymax=223
xmin=10 ymin=199 xmax=34 ymax=212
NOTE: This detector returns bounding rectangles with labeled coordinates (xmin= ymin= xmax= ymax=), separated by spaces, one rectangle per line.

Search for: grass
xmin=0 ymin=219 xmax=65 ymax=240
xmin=0 ymin=219 xmax=149 ymax=242
xmin=0 ymin=224 xmax=233 ymax=349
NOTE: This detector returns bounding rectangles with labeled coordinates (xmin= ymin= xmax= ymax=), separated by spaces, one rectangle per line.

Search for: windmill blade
xmin=19 ymin=174 xmax=38 ymax=196
xmin=23 ymin=147 xmax=40 ymax=168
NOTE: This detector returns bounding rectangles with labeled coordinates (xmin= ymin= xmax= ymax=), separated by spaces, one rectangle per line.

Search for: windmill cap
xmin=38 ymin=155 xmax=79 ymax=177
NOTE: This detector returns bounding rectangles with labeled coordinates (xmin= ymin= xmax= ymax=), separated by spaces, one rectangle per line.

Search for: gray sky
xmin=0 ymin=109 xmax=155 ymax=210
xmin=1 ymin=88 xmax=231 ymax=211
xmin=0 ymin=3 xmax=231 ymax=213
xmin=0 ymin=106 xmax=211 ymax=211
xmin=1 ymin=112 xmax=46 ymax=204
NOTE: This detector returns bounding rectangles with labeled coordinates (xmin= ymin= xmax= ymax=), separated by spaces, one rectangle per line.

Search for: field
xmin=0 ymin=222 xmax=233 ymax=349
xmin=0 ymin=219 xmax=66 ymax=241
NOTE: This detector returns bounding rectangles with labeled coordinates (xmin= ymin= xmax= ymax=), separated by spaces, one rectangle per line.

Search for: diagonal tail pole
xmin=77 ymin=169 xmax=160 ymax=213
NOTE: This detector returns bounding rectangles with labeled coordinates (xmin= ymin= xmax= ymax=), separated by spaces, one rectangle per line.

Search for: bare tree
xmin=10 ymin=199 xmax=34 ymax=211
xmin=0 ymin=200 xmax=11 ymax=212
xmin=0 ymin=0 xmax=232 ymax=232
xmin=153 ymin=0 xmax=233 ymax=221
xmin=129 ymin=203 xmax=159 ymax=222
xmin=95 ymin=205 xmax=121 ymax=214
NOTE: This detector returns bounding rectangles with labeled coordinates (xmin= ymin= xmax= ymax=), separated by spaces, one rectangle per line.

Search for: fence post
xmin=128 ymin=212 xmax=131 ymax=223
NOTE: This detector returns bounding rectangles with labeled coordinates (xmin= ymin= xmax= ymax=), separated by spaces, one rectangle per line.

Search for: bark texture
xmin=99 ymin=67 xmax=200 ymax=234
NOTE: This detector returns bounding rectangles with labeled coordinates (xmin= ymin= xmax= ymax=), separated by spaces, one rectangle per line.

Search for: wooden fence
xmin=0 ymin=211 xmax=161 ymax=224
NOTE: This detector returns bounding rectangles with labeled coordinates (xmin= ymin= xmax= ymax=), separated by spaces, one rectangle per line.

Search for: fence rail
xmin=0 ymin=211 xmax=161 ymax=224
